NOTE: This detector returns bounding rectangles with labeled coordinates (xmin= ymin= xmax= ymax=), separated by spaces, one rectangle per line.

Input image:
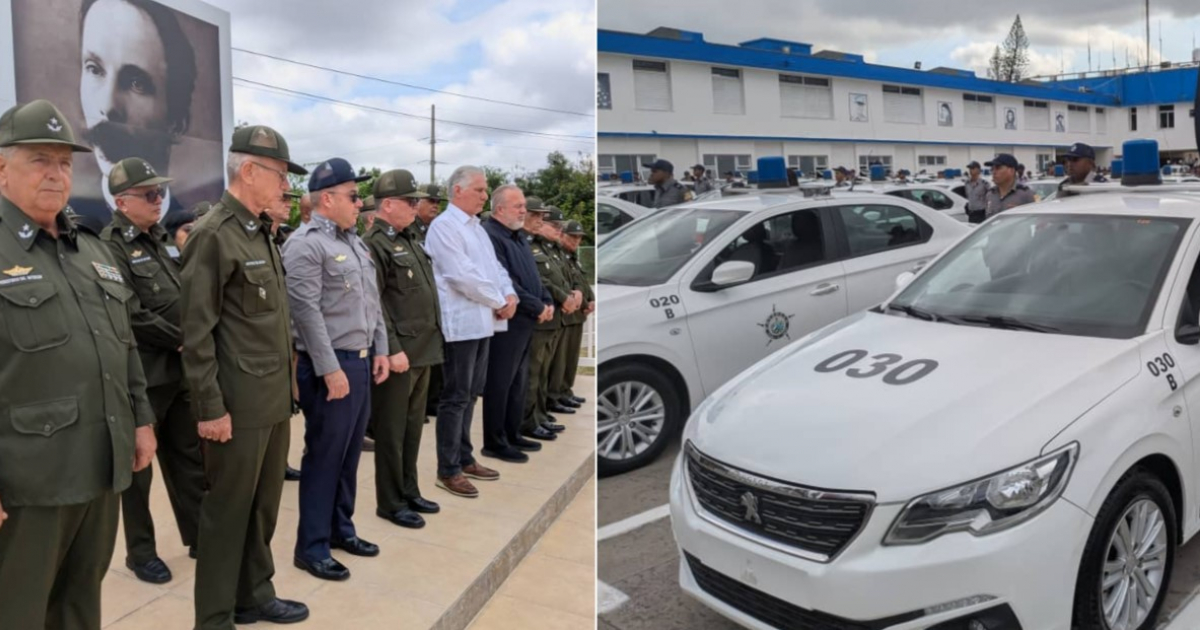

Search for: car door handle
xmin=810 ymin=283 xmax=840 ymax=296
xmin=910 ymin=259 xmax=931 ymax=272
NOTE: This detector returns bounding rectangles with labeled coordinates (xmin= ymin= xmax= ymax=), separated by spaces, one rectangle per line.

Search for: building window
xmin=962 ymin=93 xmax=995 ymax=128
xmin=779 ymin=74 xmax=833 ymax=119
xmin=1024 ymin=99 xmax=1049 ymax=131
xmin=1036 ymin=153 xmax=1054 ymax=174
xmin=918 ymin=155 xmax=947 ymax=167
xmin=1068 ymin=104 xmax=1089 ymax=133
xmin=859 ymin=155 xmax=894 ymax=175
xmin=597 ymin=73 xmax=612 ymax=110
xmin=703 ymin=154 xmax=752 ymax=178
xmin=787 ymin=155 xmax=829 ymax=175
xmin=1159 ymin=104 xmax=1175 ymax=129
xmin=632 ymin=59 xmax=671 ymax=111
xmin=711 ymin=67 xmax=745 ymax=115
xmin=1130 ymin=107 xmax=1138 ymax=131
xmin=1096 ymin=107 xmax=1107 ymax=134
xmin=882 ymin=85 xmax=923 ymax=124
xmin=598 ymin=154 xmax=657 ymax=177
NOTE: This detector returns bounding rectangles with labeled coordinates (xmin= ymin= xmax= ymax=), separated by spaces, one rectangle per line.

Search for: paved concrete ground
xmin=598 ymin=433 xmax=1200 ymax=629
xmin=100 ymin=375 xmax=596 ymax=630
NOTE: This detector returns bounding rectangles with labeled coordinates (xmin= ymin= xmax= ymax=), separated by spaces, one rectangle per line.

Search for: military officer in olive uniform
xmin=648 ymin=159 xmax=692 ymax=209
xmin=100 ymin=157 xmax=205 ymax=585
xmin=365 ymin=169 xmax=444 ymax=529
xmin=181 ymin=124 xmax=310 ymax=628
xmin=415 ymin=183 xmax=444 ymax=417
xmin=983 ymin=154 xmax=1036 ymax=218
xmin=540 ymin=210 xmax=582 ymax=419
xmin=524 ymin=206 xmax=577 ymax=440
xmin=551 ymin=220 xmax=594 ymax=408
xmin=0 ymin=99 xmax=157 ymax=630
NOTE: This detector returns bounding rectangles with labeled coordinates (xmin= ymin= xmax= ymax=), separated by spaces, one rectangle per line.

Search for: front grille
xmin=685 ymin=442 xmax=873 ymax=560
xmin=684 ymin=552 xmax=922 ymax=630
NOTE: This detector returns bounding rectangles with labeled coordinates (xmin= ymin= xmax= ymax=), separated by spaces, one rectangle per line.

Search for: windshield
xmin=890 ymin=213 xmax=1188 ymax=338
xmin=1027 ymin=181 xmax=1059 ymax=202
xmin=597 ymin=207 xmax=744 ymax=286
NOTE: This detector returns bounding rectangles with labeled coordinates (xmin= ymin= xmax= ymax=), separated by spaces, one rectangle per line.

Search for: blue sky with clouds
xmin=204 ymin=0 xmax=595 ymax=182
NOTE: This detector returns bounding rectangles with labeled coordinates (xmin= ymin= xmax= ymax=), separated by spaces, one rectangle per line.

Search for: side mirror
xmin=1177 ymin=323 xmax=1200 ymax=345
xmin=895 ymin=271 xmax=916 ymax=290
xmin=711 ymin=260 xmax=756 ymax=287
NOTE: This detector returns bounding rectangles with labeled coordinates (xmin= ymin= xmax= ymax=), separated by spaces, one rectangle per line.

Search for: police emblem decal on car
xmin=757 ymin=305 xmax=794 ymax=346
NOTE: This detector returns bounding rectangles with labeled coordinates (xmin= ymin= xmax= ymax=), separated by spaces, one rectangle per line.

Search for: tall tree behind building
xmin=987 ymin=15 xmax=1031 ymax=82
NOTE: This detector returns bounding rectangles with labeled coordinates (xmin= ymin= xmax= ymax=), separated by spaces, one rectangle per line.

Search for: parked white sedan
xmin=597 ymin=192 xmax=970 ymax=475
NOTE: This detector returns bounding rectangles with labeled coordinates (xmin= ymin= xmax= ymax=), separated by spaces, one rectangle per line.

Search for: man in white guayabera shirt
xmin=424 ymin=165 xmax=516 ymax=499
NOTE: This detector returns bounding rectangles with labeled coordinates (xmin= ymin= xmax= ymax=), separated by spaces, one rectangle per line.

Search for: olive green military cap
xmin=526 ymin=196 xmax=549 ymax=213
xmin=374 ymin=169 xmax=428 ymax=199
xmin=543 ymin=206 xmax=565 ymax=223
xmin=0 ymin=99 xmax=92 ymax=152
xmin=360 ymin=194 xmax=377 ymax=212
xmin=417 ymin=183 xmax=443 ymax=200
xmin=109 ymin=157 xmax=173 ymax=195
xmin=230 ymin=124 xmax=307 ymax=175
xmin=564 ymin=220 xmax=585 ymax=235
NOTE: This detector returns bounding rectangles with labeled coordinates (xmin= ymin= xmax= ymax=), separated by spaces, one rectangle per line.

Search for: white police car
xmin=670 ymin=140 xmax=1200 ymax=629
xmin=597 ymin=191 xmax=968 ymax=475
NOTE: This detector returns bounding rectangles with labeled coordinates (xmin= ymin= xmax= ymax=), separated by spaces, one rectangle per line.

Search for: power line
xmin=233 ymin=47 xmax=595 ymax=118
xmin=231 ymin=78 xmax=594 ymax=143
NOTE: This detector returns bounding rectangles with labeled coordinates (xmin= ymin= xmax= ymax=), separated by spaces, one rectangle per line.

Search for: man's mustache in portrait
xmin=84 ymin=120 xmax=176 ymax=164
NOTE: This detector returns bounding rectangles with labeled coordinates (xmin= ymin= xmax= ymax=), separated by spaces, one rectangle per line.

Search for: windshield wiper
xmin=949 ymin=314 xmax=1059 ymax=333
xmin=884 ymin=302 xmax=943 ymax=322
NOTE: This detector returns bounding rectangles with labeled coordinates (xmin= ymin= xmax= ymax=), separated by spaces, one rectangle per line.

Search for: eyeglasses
xmin=119 ymin=187 xmax=164 ymax=203
xmin=248 ymin=161 xmax=288 ymax=184
xmin=327 ymin=191 xmax=362 ymax=203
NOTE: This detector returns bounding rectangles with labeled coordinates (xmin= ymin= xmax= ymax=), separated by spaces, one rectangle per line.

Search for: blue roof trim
xmin=1047 ymin=67 xmax=1197 ymax=107
xmin=598 ymin=131 xmax=1110 ymax=150
xmin=600 ymin=29 xmax=1120 ymax=106
xmin=739 ymin=38 xmax=812 ymax=56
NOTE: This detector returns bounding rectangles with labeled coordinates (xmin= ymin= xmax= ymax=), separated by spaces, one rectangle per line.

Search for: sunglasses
xmin=119 ymin=187 xmax=164 ymax=203
xmin=328 ymin=191 xmax=362 ymax=203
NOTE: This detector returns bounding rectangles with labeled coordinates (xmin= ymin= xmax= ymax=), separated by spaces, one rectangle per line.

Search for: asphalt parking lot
xmin=597 ymin=435 xmax=1200 ymax=630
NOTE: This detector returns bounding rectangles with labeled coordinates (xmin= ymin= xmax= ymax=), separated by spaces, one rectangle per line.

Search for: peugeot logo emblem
xmin=740 ymin=491 xmax=762 ymax=525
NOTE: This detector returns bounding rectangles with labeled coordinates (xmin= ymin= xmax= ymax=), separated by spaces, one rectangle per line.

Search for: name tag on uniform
xmin=245 ymin=259 xmax=267 ymax=268
xmin=166 ymin=245 xmax=180 ymax=259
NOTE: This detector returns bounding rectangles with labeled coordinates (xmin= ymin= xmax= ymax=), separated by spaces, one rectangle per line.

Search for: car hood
xmin=687 ymin=310 xmax=1141 ymax=502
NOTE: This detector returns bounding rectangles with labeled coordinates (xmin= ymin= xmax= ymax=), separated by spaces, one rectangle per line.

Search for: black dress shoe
xmin=559 ymin=397 xmax=582 ymax=408
xmin=408 ymin=496 xmax=441 ymax=514
xmin=234 ymin=598 xmax=310 ymax=624
xmin=522 ymin=426 xmax=558 ymax=441
xmin=361 ymin=437 xmax=376 ymax=452
xmin=541 ymin=421 xmax=566 ymax=433
xmin=548 ymin=403 xmax=576 ymax=414
xmin=285 ymin=466 xmax=301 ymax=481
xmin=512 ymin=436 xmax=542 ymax=452
xmin=126 ymin=557 xmax=172 ymax=584
xmin=481 ymin=447 xmax=529 ymax=463
xmin=331 ymin=536 xmax=379 ymax=557
xmin=570 ymin=395 xmax=586 ymax=405
xmin=188 ymin=545 xmax=197 ymax=560
xmin=294 ymin=556 xmax=350 ymax=581
xmin=376 ymin=507 xmax=425 ymax=529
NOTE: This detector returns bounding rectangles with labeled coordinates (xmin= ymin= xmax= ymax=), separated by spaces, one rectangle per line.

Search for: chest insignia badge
xmin=18 ymin=224 xmax=34 ymax=239
xmin=335 ymin=254 xmax=347 ymax=262
xmin=258 ymin=287 xmax=267 ymax=300
xmin=3 ymin=265 xmax=32 ymax=277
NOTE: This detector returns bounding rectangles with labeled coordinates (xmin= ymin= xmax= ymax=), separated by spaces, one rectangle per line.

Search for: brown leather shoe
xmin=462 ymin=462 xmax=500 ymax=481
xmin=436 ymin=474 xmax=479 ymax=498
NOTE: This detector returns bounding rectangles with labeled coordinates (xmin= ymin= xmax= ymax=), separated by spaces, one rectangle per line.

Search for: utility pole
xmin=430 ymin=104 xmax=436 ymax=184
xmin=1146 ymin=0 xmax=1151 ymax=68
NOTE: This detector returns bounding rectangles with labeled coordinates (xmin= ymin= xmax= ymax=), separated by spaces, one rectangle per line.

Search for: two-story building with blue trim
xmin=598 ymin=27 xmax=1199 ymax=178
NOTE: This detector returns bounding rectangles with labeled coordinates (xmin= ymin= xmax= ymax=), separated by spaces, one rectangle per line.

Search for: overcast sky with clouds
xmin=202 ymin=0 xmax=595 ymax=182
xmin=600 ymin=0 xmax=1200 ymax=80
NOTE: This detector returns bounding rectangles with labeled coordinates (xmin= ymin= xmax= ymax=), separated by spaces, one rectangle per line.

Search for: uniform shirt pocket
xmin=236 ymin=353 xmax=282 ymax=377
xmin=129 ymin=260 xmax=168 ymax=307
xmin=0 ymin=282 xmax=71 ymax=352
xmin=242 ymin=267 xmax=280 ymax=317
xmin=11 ymin=397 xmax=79 ymax=438
xmin=98 ymin=280 xmax=135 ymax=344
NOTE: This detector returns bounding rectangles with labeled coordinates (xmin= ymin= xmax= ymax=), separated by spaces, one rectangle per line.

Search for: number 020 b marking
xmin=814 ymin=349 xmax=939 ymax=386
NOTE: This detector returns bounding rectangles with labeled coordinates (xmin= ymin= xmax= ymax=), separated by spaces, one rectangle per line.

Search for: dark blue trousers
xmin=482 ymin=321 xmax=533 ymax=452
xmin=295 ymin=350 xmax=371 ymax=563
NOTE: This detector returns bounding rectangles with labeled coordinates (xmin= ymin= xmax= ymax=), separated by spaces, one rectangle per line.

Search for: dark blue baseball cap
xmin=308 ymin=157 xmax=371 ymax=192
xmin=985 ymin=153 xmax=1018 ymax=169
xmin=1064 ymin=142 xmax=1096 ymax=160
xmin=648 ymin=159 xmax=674 ymax=174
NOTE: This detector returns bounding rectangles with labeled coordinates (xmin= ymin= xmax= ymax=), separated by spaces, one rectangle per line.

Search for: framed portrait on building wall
xmin=0 ymin=0 xmax=233 ymax=228
xmin=937 ymin=101 xmax=952 ymax=127
xmin=1054 ymin=111 xmax=1066 ymax=132
xmin=849 ymin=93 xmax=868 ymax=122
xmin=1003 ymin=107 xmax=1017 ymax=130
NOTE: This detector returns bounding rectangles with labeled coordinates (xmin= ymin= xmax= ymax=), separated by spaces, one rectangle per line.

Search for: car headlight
xmin=884 ymin=443 xmax=1078 ymax=545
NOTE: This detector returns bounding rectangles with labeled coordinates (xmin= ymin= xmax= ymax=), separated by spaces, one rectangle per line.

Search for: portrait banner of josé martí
xmin=0 ymin=0 xmax=232 ymax=226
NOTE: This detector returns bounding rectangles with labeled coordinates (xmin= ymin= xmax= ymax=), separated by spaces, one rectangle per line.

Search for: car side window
xmin=915 ymin=189 xmax=953 ymax=210
xmin=836 ymin=204 xmax=931 ymax=257
xmin=598 ymin=203 xmax=631 ymax=234
xmin=700 ymin=209 xmax=830 ymax=284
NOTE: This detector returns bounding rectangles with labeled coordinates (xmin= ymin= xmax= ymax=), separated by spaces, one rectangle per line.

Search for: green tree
xmin=987 ymin=15 xmax=1030 ymax=82
xmin=515 ymin=151 xmax=596 ymax=242
xmin=484 ymin=166 xmax=510 ymax=192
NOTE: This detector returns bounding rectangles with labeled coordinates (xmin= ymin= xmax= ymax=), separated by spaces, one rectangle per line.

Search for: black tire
xmin=597 ymin=362 xmax=682 ymax=477
xmin=1072 ymin=468 xmax=1177 ymax=630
